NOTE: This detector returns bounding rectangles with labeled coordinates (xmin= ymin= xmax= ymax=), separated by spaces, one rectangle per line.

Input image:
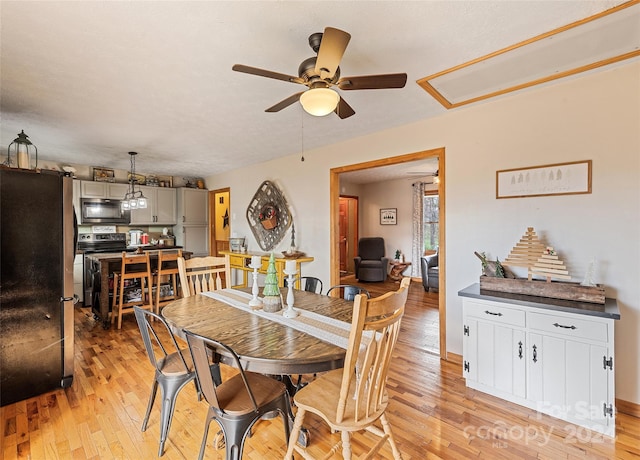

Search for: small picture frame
xmin=93 ymin=167 xmax=115 ymax=182
xmin=380 ymin=208 xmax=397 ymax=225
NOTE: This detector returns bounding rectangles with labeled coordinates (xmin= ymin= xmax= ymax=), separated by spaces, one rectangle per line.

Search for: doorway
xmin=330 ymin=147 xmax=447 ymax=359
xmin=338 ymin=196 xmax=358 ymax=275
xmin=210 ymin=188 xmax=230 ymax=256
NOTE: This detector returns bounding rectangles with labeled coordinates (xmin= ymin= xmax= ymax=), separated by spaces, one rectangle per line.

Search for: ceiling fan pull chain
xmin=300 ymin=112 xmax=305 ymax=162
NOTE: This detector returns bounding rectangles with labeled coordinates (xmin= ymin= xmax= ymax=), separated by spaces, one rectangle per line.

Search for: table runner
xmin=203 ymin=289 xmax=353 ymax=350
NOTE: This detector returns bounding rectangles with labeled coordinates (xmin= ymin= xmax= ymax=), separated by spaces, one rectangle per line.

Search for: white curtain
xmin=411 ymin=182 xmax=425 ymax=277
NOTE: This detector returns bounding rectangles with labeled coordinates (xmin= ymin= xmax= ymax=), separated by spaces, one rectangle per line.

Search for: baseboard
xmin=446 ymin=352 xmax=463 ymax=365
xmin=616 ymin=398 xmax=640 ymax=418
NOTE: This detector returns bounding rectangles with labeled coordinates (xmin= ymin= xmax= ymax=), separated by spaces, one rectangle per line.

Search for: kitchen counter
xmin=86 ymin=249 xmax=192 ymax=328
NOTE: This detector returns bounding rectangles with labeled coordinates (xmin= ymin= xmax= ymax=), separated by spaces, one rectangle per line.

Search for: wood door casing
xmin=330 ymin=147 xmax=446 ymax=359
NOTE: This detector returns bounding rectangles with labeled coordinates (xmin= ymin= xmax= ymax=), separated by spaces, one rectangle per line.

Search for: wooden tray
xmin=479 ymin=276 xmax=605 ymax=304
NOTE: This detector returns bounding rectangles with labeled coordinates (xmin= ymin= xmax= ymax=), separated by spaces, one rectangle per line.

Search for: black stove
xmin=78 ymin=233 xmax=128 ymax=253
xmin=79 ymin=233 xmax=128 ymax=309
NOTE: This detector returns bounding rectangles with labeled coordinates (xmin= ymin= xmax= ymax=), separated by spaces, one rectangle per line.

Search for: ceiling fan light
xmin=300 ymin=88 xmax=340 ymax=116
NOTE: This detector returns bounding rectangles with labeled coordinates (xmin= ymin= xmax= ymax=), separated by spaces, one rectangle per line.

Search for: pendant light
xmin=121 ymin=151 xmax=148 ymax=210
xmin=5 ymin=130 xmax=38 ymax=169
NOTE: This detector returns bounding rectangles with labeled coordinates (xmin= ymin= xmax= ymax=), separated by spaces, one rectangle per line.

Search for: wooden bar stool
xmin=154 ymin=249 xmax=183 ymax=314
xmin=111 ymin=251 xmax=153 ymax=330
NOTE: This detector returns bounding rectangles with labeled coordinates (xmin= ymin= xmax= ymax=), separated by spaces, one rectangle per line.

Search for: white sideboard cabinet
xmin=459 ymin=284 xmax=619 ymax=437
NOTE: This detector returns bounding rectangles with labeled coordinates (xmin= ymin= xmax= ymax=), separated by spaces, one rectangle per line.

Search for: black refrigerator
xmin=0 ymin=167 xmax=76 ymax=406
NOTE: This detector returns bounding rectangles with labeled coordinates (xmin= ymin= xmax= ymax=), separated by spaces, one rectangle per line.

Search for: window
xmin=423 ymin=192 xmax=439 ymax=252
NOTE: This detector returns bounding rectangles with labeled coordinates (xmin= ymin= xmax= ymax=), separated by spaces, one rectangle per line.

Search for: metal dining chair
xmin=285 ymin=277 xmax=411 ymax=460
xmin=133 ymin=306 xmax=198 ymax=457
xmin=326 ymin=284 xmax=370 ymax=301
xmin=285 ymin=276 xmax=323 ymax=294
xmin=184 ymin=330 xmax=291 ymax=460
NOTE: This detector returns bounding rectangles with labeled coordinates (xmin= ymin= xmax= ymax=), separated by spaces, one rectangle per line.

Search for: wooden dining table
xmin=161 ymin=288 xmax=355 ymax=376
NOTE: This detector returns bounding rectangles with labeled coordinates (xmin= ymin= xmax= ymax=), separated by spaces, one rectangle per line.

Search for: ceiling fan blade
xmin=265 ymin=92 xmax=304 ymax=112
xmin=337 ymin=73 xmax=408 ymax=90
xmin=334 ymin=97 xmax=355 ymax=119
xmin=315 ymin=27 xmax=351 ymax=80
xmin=232 ymin=64 xmax=305 ymax=85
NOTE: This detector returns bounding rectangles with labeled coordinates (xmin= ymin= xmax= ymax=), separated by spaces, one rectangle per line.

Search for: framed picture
xmin=127 ymin=173 xmax=146 ymax=185
xmin=93 ymin=167 xmax=115 ymax=182
xmin=380 ymin=208 xmax=397 ymax=225
xmin=496 ymin=160 xmax=592 ymax=199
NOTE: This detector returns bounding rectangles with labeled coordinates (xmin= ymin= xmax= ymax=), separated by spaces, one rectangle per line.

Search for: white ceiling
xmin=0 ymin=0 xmax=629 ymax=180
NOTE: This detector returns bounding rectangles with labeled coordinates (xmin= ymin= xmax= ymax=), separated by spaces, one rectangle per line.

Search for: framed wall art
xmin=93 ymin=167 xmax=115 ymax=182
xmin=496 ymin=160 xmax=592 ymax=199
xmin=380 ymin=208 xmax=397 ymax=225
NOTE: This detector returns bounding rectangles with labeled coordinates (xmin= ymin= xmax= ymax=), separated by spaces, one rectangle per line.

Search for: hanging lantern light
xmin=121 ymin=151 xmax=148 ymax=210
xmin=5 ymin=130 xmax=38 ymax=169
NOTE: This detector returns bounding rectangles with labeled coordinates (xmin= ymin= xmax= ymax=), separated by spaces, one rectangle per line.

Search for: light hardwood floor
xmin=1 ymin=279 xmax=638 ymax=459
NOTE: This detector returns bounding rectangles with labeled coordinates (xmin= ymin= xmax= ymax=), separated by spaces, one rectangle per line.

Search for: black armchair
xmin=354 ymin=237 xmax=389 ymax=282
xmin=421 ymin=250 xmax=439 ymax=292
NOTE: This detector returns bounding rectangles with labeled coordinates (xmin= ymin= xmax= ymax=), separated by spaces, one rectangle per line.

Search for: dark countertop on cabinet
xmin=86 ymin=248 xmax=191 ymax=262
xmin=458 ymin=283 xmax=620 ymax=320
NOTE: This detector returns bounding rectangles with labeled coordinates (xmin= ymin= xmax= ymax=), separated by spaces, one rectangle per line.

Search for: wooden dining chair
xmin=178 ymin=255 xmax=231 ymax=297
xmin=326 ymin=284 xmax=370 ymax=301
xmin=154 ymin=249 xmax=183 ymax=313
xmin=111 ymin=251 xmax=153 ymax=329
xmin=285 ymin=277 xmax=411 ymax=460
xmin=185 ymin=330 xmax=291 ymax=460
xmin=133 ymin=306 xmax=198 ymax=457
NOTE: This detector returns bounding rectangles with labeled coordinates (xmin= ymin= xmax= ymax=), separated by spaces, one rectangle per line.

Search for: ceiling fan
xmin=232 ymin=27 xmax=408 ymax=119
xmin=407 ymin=169 xmax=440 ymax=183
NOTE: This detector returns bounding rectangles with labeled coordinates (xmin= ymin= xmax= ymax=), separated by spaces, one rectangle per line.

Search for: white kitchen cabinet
xmin=130 ymin=186 xmax=176 ymax=225
xmin=459 ymin=285 xmax=618 ymax=437
xmin=177 ymin=187 xmax=208 ymax=225
xmin=80 ymin=180 xmax=107 ymax=198
xmin=80 ymin=181 xmax=128 ymax=199
xmin=175 ymin=225 xmax=208 ymax=256
xmin=106 ymin=183 xmax=129 ymax=199
xmin=72 ymin=180 xmax=81 ymax=221
xmin=73 ymin=253 xmax=84 ymax=303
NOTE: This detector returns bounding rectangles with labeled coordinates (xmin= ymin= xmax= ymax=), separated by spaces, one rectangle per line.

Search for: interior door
xmin=339 ymin=196 xmax=358 ymax=274
xmin=339 ymin=199 xmax=348 ymax=272
xmin=211 ymin=188 xmax=230 ymax=256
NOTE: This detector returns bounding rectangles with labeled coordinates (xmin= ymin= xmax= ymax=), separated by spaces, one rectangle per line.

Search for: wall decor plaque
xmin=496 ymin=160 xmax=592 ymax=199
xmin=246 ymin=181 xmax=292 ymax=251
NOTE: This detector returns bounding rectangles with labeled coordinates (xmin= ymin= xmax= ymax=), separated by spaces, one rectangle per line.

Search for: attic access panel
xmin=417 ymin=1 xmax=640 ymax=108
xmin=246 ymin=181 xmax=292 ymax=251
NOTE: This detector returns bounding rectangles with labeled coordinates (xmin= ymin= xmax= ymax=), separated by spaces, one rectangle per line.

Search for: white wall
xmin=207 ymin=61 xmax=640 ymax=404
xmin=359 ymin=178 xmax=414 ymax=261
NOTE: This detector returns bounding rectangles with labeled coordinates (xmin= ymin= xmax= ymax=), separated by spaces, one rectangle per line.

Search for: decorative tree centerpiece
xmin=261 ymin=253 xmax=282 ymax=312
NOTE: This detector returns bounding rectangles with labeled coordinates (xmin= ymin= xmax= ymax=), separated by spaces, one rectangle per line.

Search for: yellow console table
xmin=220 ymin=251 xmax=314 ymax=288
